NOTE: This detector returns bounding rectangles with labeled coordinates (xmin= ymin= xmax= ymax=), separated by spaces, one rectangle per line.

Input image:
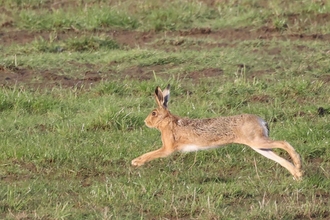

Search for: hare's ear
xmin=155 ymin=86 xmax=164 ymax=108
xmin=162 ymin=84 xmax=170 ymax=109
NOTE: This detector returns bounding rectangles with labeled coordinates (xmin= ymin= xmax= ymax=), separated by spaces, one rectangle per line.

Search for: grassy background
xmin=1 ymin=0 xmax=330 ymax=219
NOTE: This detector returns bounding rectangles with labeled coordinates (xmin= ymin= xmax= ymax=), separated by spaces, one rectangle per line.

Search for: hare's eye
xmin=152 ymin=111 xmax=157 ymax=116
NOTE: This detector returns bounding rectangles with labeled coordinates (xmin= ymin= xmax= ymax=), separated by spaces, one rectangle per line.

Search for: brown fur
xmin=131 ymin=85 xmax=303 ymax=180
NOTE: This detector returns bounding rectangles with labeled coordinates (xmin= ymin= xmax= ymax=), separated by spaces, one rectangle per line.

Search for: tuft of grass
xmin=15 ymin=6 xmax=139 ymax=30
xmin=30 ymin=35 xmax=121 ymax=53
xmin=65 ymin=36 xmax=120 ymax=52
xmin=88 ymin=109 xmax=145 ymax=132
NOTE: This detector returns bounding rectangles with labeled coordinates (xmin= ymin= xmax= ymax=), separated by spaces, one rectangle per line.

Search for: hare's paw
xmin=294 ymin=161 xmax=302 ymax=170
xmin=131 ymin=157 xmax=145 ymax=167
xmin=293 ymin=169 xmax=304 ymax=181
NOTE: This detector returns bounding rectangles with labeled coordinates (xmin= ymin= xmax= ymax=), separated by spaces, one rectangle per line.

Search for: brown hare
xmin=131 ymin=84 xmax=303 ymax=180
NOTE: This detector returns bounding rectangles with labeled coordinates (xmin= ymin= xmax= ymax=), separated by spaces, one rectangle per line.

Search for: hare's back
xmin=177 ymin=114 xmax=268 ymax=139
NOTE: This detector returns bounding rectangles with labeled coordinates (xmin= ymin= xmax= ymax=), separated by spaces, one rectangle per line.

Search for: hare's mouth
xmin=144 ymin=119 xmax=152 ymax=128
xmin=145 ymin=120 xmax=157 ymax=128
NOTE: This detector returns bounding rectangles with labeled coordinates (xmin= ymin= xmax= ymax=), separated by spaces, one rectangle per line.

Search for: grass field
xmin=1 ymin=0 xmax=330 ymax=219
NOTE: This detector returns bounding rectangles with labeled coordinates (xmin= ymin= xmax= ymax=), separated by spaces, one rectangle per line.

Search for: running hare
xmin=131 ymin=85 xmax=303 ymax=180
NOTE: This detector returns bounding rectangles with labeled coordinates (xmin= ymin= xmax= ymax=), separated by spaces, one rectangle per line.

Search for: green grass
xmin=1 ymin=78 xmax=329 ymax=219
xmin=1 ymin=0 xmax=330 ymax=219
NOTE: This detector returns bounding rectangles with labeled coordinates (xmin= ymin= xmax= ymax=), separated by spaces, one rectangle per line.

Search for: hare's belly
xmin=179 ymin=144 xmax=220 ymax=152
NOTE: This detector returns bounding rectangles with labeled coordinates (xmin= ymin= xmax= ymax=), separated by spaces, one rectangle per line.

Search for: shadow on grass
xmin=198 ymin=176 xmax=234 ymax=184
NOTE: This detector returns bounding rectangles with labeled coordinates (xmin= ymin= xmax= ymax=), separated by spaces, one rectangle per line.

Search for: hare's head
xmin=144 ymin=84 xmax=171 ymax=128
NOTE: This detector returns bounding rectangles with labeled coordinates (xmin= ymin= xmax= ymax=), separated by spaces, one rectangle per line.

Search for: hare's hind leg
xmin=252 ymin=148 xmax=303 ymax=180
xmin=247 ymin=138 xmax=303 ymax=179
xmin=131 ymin=147 xmax=174 ymax=167
xmin=252 ymin=139 xmax=302 ymax=170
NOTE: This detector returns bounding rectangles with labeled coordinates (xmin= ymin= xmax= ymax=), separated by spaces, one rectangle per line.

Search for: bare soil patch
xmin=0 ymin=66 xmax=103 ymax=89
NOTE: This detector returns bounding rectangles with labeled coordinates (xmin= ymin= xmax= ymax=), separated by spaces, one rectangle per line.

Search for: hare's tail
xmin=258 ymin=117 xmax=269 ymax=137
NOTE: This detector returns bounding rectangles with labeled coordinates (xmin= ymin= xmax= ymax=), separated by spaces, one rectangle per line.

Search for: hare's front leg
xmin=131 ymin=147 xmax=174 ymax=167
